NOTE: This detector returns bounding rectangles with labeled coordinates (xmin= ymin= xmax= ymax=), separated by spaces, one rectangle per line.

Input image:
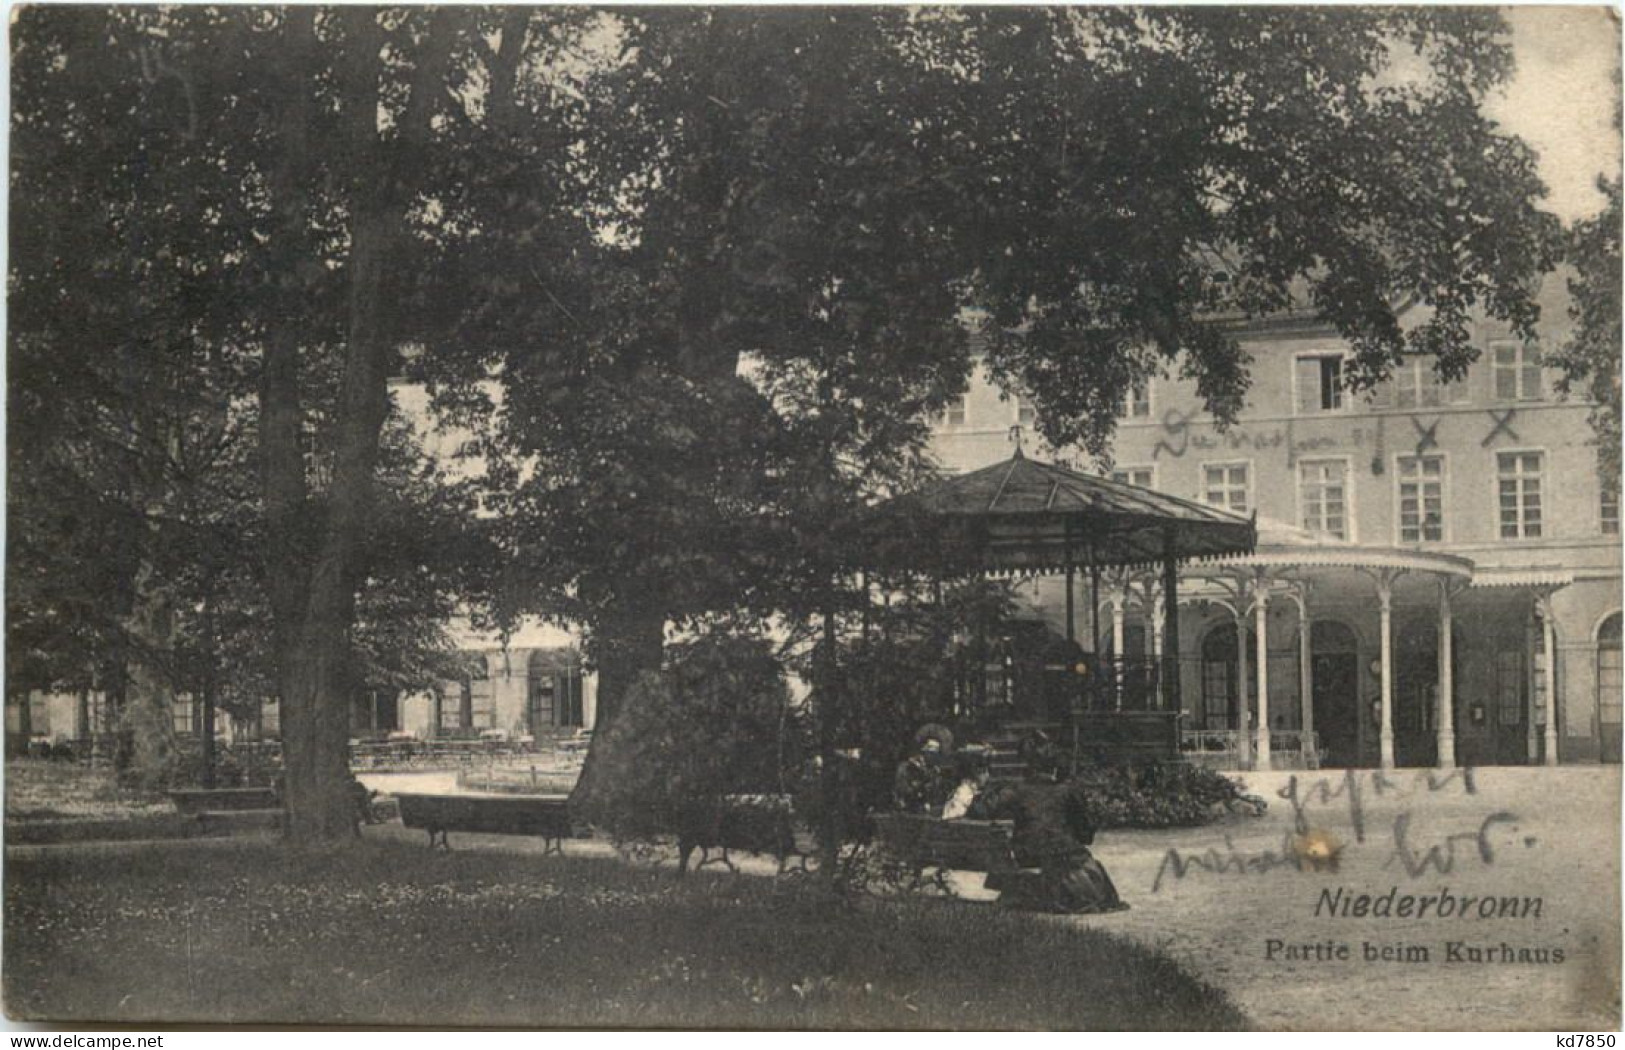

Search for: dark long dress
xmin=978 ymin=780 xmax=1127 ymax=914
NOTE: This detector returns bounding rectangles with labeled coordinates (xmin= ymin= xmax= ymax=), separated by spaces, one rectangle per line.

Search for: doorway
xmin=1311 ymin=621 xmax=1361 ymax=768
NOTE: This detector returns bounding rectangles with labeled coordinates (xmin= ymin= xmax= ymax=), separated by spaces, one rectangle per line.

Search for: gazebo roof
xmin=893 ymin=449 xmax=1256 ymax=572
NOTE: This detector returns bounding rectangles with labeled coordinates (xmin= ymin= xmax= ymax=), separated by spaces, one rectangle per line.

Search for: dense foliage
xmin=579 ymin=634 xmax=800 ymax=843
xmin=1551 ymin=176 xmax=1623 ymax=492
xmin=1068 ymin=764 xmax=1262 ymax=830
xmin=11 ymin=7 xmax=1572 ymax=836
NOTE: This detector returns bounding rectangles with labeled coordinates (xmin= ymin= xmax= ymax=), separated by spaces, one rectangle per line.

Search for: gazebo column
xmin=1063 ymin=524 xmax=1077 ymax=644
xmin=1254 ymin=580 xmax=1271 ymax=771
xmin=1538 ymin=593 xmax=1559 ymax=766
xmin=1089 ymin=561 xmax=1102 ymax=654
xmin=1161 ymin=530 xmax=1181 ymax=711
xmin=1376 ymin=573 xmax=1396 ymax=771
xmin=1111 ymin=590 xmax=1126 ymax=710
xmin=1065 ymin=562 xmax=1077 ymax=643
xmin=1148 ymin=580 xmax=1164 ymax=659
xmin=1436 ymin=580 xmax=1457 ymax=770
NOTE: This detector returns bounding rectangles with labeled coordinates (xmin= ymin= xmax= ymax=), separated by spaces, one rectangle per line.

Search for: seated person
xmin=893 ymin=737 xmax=947 ymax=813
xmin=980 ymin=775 xmax=1127 ymax=914
xmin=940 ymin=751 xmax=991 ymax=820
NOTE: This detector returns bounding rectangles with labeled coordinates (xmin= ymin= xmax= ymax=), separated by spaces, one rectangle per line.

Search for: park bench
xmin=393 ymin=791 xmax=576 ymax=853
xmin=168 ymin=787 xmax=285 ymax=836
xmin=168 ymin=787 xmax=281 ymax=815
xmin=675 ymin=795 xmax=803 ymax=875
xmin=871 ymin=813 xmax=1019 ymax=890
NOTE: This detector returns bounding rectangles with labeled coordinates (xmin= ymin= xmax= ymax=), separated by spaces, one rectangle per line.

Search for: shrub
xmin=1065 ymin=763 xmax=1261 ymax=829
xmin=579 ymin=632 xmax=802 ymax=846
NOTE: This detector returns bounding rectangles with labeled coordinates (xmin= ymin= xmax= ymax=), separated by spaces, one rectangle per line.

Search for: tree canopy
xmin=9 ymin=7 xmax=1568 ymax=836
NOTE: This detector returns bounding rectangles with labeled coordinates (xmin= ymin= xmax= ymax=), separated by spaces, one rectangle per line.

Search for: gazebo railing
xmin=1076 ymin=655 xmax=1170 ymax=713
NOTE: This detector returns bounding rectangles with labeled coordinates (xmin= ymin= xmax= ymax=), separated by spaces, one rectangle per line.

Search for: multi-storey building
xmin=930 ymin=278 xmax=1621 ymax=768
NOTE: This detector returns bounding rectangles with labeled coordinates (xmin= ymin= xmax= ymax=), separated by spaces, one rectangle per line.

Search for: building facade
xmin=930 ymin=283 xmax=1622 ymax=768
xmin=7 ymin=644 xmax=596 ymax=751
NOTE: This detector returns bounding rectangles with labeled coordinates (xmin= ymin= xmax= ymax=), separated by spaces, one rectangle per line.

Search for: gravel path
xmin=1069 ymin=766 xmax=1620 ymax=1031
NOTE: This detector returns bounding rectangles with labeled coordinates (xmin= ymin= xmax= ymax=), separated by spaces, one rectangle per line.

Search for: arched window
xmin=1311 ymin=621 xmax=1359 ymax=654
xmin=1599 ymin=614 xmax=1621 ymax=762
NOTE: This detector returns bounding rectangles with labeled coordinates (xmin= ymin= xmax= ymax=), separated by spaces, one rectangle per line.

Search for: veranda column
xmin=1235 ymin=606 xmax=1252 ymax=770
xmin=1377 ymin=574 xmax=1396 ymax=770
xmin=1526 ymin=614 xmax=1540 ymax=762
xmin=1436 ymin=580 xmax=1457 ymax=770
xmin=1540 ymin=595 xmax=1559 ymax=766
xmin=1255 ymin=580 xmax=1271 ymax=770
xmin=1293 ymin=587 xmax=1315 ymax=763
xmin=1161 ymin=528 xmax=1182 ymax=710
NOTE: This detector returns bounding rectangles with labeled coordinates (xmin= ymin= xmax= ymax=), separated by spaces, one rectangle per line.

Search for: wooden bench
xmin=393 ymin=792 xmax=576 ymax=854
xmin=168 ymin=787 xmax=281 ymax=816
xmin=871 ymin=813 xmax=1018 ymax=889
xmin=676 ymin=795 xmax=802 ymax=875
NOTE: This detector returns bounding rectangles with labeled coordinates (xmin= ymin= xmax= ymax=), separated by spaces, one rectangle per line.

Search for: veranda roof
xmin=886 ymin=448 xmax=1256 ymax=573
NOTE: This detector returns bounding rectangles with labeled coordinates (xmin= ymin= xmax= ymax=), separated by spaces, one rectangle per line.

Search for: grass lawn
xmin=5 ymin=759 xmax=172 ymax=824
xmin=5 ymin=838 xmax=1248 ymax=1029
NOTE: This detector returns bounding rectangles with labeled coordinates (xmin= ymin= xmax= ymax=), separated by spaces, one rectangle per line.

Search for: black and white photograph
xmin=4 ymin=4 xmax=1621 ymax=1032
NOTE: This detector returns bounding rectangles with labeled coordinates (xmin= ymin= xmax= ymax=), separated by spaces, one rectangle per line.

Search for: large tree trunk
xmin=277 ymin=609 xmax=364 ymax=841
xmin=257 ymin=8 xmax=414 ymax=844
xmin=118 ymin=559 xmax=178 ymax=789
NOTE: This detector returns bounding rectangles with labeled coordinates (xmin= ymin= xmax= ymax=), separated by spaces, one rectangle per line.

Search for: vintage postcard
xmin=5 ymin=4 xmax=1620 ymax=1032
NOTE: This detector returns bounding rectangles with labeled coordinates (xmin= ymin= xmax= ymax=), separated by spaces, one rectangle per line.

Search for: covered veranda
xmin=1089 ymin=519 xmax=1571 ymax=771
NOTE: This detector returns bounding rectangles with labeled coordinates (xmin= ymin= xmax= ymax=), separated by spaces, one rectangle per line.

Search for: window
xmin=1200 ymin=624 xmax=1258 ymax=731
xmin=1397 ymin=455 xmax=1445 ymax=543
xmin=1497 ymin=451 xmax=1543 ymax=539
xmin=439 ymin=669 xmax=498 ymax=733
xmin=1299 ymin=459 xmax=1349 ymax=539
xmin=439 ymin=681 xmax=465 ymax=731
xmin=936 ymin=395 xmax=968 ymax=427
xmin=1295 ymin=354 xmax=1344 ymax=414
xmin=1390 ymin=358 xmax=1470 ymax=408
xmin=1599 ymin=614 xmax=1621 ymax=729
xmin=470 ymin=673 xmax=496 ymax=729
xmin=1111 ymin=465 xmax=1155 ymax=489
xmin=1496 ymin=650 xmax=1524 ymax=727
xmin=1202 ymin=462 xmax=1250 ymax=514
xmin=172 ymin=694 xmax=196 ymax=736
xmin=1121 ymin=381 xmax=1151 ymax=419
xmin=1016 ymin=393 xmax=1037 ymax=427
xmin=1603 ymin=486 xmax=1620 ymax=536
xmin=1492 ymin=341 xmax=1544 ymax=402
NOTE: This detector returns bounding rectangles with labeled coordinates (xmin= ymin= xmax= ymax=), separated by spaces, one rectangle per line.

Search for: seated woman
xmin=893 ymin=737 xmax=947 ymax=814
xmin=979 ymin=776 xmax=1127 ymax=914
xmin=940 ymin=751 xmax=991 ymax=820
